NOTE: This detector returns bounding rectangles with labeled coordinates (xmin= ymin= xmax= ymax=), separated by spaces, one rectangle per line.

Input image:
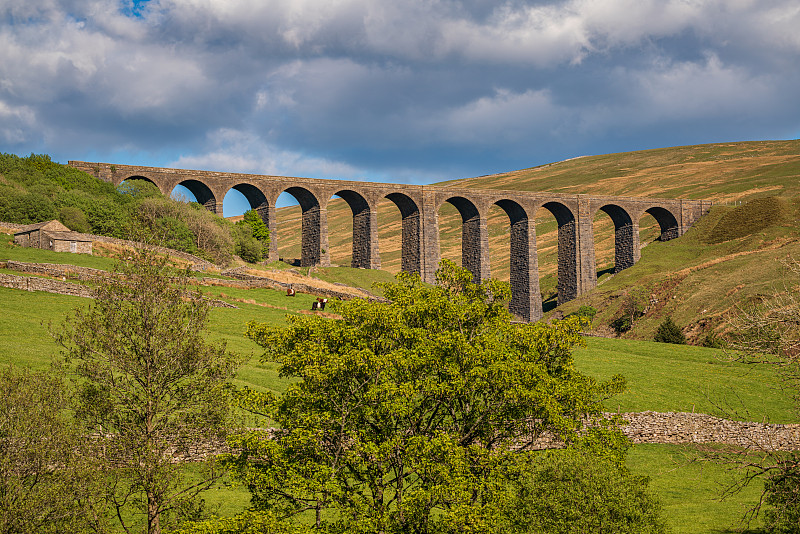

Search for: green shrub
xmin=0 ymin=190 xmax=57 ymax=224
xmin=701 ymin=331 xmax=725 ymax=349
xmin=58 ymin=206 xmax=90 ymax=233
xmin=506 ymin=448 xmax=668 ymax=534
xmin=570 ymin=305 xmax=597 ymax=323
xmin=152 ymin=216 xmax=199 ymax=255
xmin=611 ymin=315 xmax=633 ymax=334
xmin=86 ymin=200 xmax=132 ymax=238
xmin=654 ymin=316 xmax=687 ymax=344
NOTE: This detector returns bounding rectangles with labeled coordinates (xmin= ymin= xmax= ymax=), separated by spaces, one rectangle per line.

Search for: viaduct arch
xmin=70 ymin=161 xmax=711 ymax=322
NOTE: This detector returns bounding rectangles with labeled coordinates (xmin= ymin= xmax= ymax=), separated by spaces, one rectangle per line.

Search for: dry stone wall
xmin=528 ymin=411 xmax=800 ymax=451
xmin=0 ymin=262 xmax=236 ymax=307
xmin=148 ymin=411 xmax=800 ymax=463
xmin=219 ymin=266 xmax=387 ymax=302
xmin=0 ymin=271 xmax=96 ymax=298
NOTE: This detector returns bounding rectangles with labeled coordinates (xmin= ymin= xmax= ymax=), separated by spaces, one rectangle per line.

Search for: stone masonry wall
xmin=528 ymin=411 xmax=800 ymax=451
xmin=557 ymin=219 xmax=578 ymax=304
xmin=145 ymin=410 xmax=800 ymax=463
xmin=219 ymin=266 xmax=386 ymax=302
xmin=0 ymin=263 xmax=236 ymax=307
xmin=0 ymin=271 xmax=96 ymax=298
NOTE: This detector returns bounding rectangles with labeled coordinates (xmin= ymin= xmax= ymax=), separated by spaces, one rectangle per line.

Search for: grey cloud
xmin=0 ymin=0 xmax=798 ymax=183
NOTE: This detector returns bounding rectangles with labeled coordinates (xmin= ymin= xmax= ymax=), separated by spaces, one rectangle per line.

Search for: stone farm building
xmin=14 ymin=220 xmax=92 ymax=254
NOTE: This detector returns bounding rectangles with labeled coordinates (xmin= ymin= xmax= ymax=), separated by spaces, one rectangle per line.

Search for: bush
xmin=0 ymin=190 xmax=57 ymax=224
xmin=701 ymin=331 xmax=725 ymax=349
xmin=611 ymin=315 xmax=633 ymax=334
xmin=58 ymin=206 xmax=90 ymax=233
xmin=505 ymin=448 xmax=667 ymax=534
xmin=569 ymin=305 xmax=597 ymax=323
xmin=85 ymin=200 xmax=132 ymax=238
xmin=763 ymin=458 xmax=800 ymax=533
xmin=654 ymin=316 xmax=686 ymax=344
xmin=611 ymin=290 xmax=647 ymax=334
xmin=235 ymin=234 xmax=263 ymax=263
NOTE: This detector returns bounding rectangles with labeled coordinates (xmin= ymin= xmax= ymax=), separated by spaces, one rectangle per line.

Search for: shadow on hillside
xmin=542 ymin=294 xmax=558 ymax=313
xmin=596 ymin=266 xmax=615 ymax=279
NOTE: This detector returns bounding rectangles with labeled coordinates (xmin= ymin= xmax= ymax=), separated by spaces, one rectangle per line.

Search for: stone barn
xmin=14 ymin=220 xmax=93 ymax=254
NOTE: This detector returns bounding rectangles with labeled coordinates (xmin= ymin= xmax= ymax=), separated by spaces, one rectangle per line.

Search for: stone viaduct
xmin=69 ymin=161 xmax=712 ymax=322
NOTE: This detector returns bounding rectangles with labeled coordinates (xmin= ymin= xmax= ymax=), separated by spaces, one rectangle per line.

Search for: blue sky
xmin=2 ymin=0 xmax=799 ymax=215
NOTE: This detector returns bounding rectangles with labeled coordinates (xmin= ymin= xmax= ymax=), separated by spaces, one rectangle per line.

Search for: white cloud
xmin=432 ymin=88 xmax=565 ymax=143
xmin=169 ymin=128 xmax=365 ymax=179
xmin=0 ymin=100 xmax=37 ymax=143
xmin=632 ymin=53 xmax=773 ymax=120
xmin=1 ymin=0 xmax=798 ymax=179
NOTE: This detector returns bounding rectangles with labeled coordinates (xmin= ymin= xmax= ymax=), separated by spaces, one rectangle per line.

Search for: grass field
xmin=0 ymin=276 xmax=787 ymax=532
xmin=628 ymin=444 xmax=766 ymax=534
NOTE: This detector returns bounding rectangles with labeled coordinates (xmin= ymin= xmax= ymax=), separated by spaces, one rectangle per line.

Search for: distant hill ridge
xmin=440 ymin=139 xmax=800 ymax=201
xmin=277 ymin=140 xmax=799 ymax=282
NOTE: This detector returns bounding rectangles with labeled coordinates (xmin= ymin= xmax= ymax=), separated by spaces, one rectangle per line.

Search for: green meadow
xmin=0 ymin=279 xmax=785 ymax=532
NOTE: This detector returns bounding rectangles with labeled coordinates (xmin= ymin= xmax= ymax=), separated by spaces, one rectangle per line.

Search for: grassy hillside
xmin=556 ymin=197 xmax=800 ymax=342
xmin=272 ymin=139 xmax=800 ymax=333
xmin=274 ymin=140 xmax=799 ymax=289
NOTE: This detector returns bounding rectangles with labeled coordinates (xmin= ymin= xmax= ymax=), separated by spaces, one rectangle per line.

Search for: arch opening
xmin=223 ymin=183 xmax=269 ymax=220
xmin=442 ymin=196 xmax=485 ymax=283
xmin=333 ymin=190 xmax=375 ymax=269
xmin=540 ymin=202 xmax=577 ymax=307
xmin=176 ymin=179 xmax=217 ymax=214
xmin=646 ymin=207 xmax=680 ymax=242
xmin=637 ymin=212 xmax=661 ymax=252
xmin=493 ymin=199 xmax=538 ymax=321
xmin=118 ymin=176 xmax=162 ymax=197
xmin=274 ymin=187 xmax=321 ymax=267
xmin=595 ymin=204 xmax=635 ymax=276
xmin=384 ymin=192 xmax=421 ymax=275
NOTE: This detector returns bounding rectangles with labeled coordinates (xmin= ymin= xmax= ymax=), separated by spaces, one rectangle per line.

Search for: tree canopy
xmin=208 ymin=261 xmax=635 ymax=534
xmin=56 ymin=250 xmax=241 ymax=534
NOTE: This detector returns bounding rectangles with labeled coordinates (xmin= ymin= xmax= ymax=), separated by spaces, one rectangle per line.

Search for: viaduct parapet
xmin=69 ymin=161 xmax=712 ymax=321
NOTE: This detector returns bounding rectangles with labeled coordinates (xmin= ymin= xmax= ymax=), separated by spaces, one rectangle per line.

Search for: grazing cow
xmin=311 ymin=298 xmax=328 ymax=311
xmin=287 ymin=287 xmax=296 ymax=297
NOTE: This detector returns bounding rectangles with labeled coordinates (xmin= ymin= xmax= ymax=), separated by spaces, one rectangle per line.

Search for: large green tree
xmin=216 ymin=261 xmax=631 ymax=533
xmin=56 ymin=250 xmax=241 ymax=534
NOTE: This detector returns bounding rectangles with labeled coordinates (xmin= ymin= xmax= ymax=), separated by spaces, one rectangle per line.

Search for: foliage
xmin=701 ymin=331 xmax=726 ymax=349
xmin=0 ymin=189 xmax=57 ymax=224
xmin=233 ymin=222 xmax=263 ymax=263
xmin=175 ymin=510 xmax=314 ymax=534
xmin=135 ymin=196 xmax=236 ymax=264
xmin=214 ymin=260 xmax=628 ymax=534
xmin=504 ymin=448 xmax=668 ymax=534
xmin=762 ymin=458 xmax=800 ymax=533
xmin=569 ymin=304 xmax=597 ymax=324
xmin=242 ymin=209 xmax=270 ymax=245
xmin=58 ymin=205 xmax=91 ymax=233
xmin=654 ymin=316 xmax=687 ymax=345
xmin=233 ymin=210 xmax=270 ymax=263
xmin=0 ymin=365 xmax=104 ymax=533
xmin=612 ymin=289 xmax=648 ymax=334
xmin=711 ymin=258 xmax=800 ymax=530
xmin=55 ymin=249 xmax=241 ymax=534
